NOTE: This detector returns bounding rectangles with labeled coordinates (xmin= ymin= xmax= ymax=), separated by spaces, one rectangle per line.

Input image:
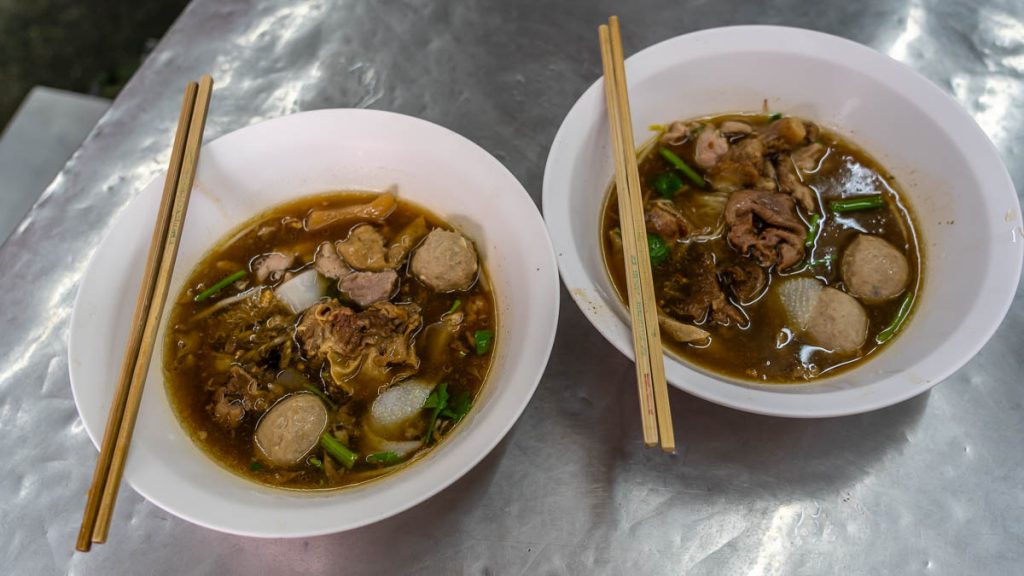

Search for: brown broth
xmin=164 ymin=192 xmax=496 ymax=489
xmin=601 ymin=114 xmax=921 ymax=383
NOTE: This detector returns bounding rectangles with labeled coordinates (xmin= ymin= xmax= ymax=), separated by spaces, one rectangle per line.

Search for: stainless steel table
xmin=2 ymin=1 xmax=1022 ymax=574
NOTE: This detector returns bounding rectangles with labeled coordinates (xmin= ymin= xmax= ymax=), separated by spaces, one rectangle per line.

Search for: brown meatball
xmin=411 ymin=229 xmax=479 ymax=292
xmin=805 ymin=287 xmax=869 ymax=354
xmin=254 ymin=393 xmax=327 ymax=467
xmin=841 ymin=235 xmax=909 ymax=303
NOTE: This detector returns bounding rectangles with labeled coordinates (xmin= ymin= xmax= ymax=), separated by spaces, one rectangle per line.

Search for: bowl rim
xmin=542 ymin=25 xmax=1023 ymax=417
xmin=68 ymin=108 xmax=561 ymax=537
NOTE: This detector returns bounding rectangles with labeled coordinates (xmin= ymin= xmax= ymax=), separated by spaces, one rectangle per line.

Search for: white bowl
xmin=69 ymin=109 xmax=560 ymax=537
xmin=543 ymin=26 xmax=1022 ymax=418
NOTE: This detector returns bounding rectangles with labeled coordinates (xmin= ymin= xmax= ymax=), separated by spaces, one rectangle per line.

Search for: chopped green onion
xmin=829 ymin=194 xmax=885 ymax=213
xmin=308 ymin=456 xmax=323 ymax=470
xmin=423 ymin=382 xmax=449 ymax=444
xmin=658 ymin=148 xmax=707 ymax=188
xmin=876 ymin=293 xmax=913 ymax=344
xmin=447 ymin=299 xmax=462 ymax=314
xmin=320 ymin=432 xmax=357 ymax=469
xmin=805 ymin=214 xmax=821 ymax=247
xmin=769 ymin=112 xmax=784 ymax=122
xmin=249 ymin=461 xmax=263 ymax=472
xmin=194 ymin=270 xmax=246 ymax=302
xmin=473 ymin=329 xmax=494 ymax=356
xmin=440 ymin=390 xmax=472 ymax=424
xmin=366 ymin=451 xmax=403 ymax=465
xmin=302 ymin=382 xmax=337 ymax=410
xmin=647 ymin=233 xmax=670 ymax=266
xmin=652 ymin=172 xmax=684 ymax=198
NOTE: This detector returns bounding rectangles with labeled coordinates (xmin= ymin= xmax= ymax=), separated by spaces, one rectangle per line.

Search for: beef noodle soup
xmin=601 ymin=113 xmax=921 ymax=382
xmin=164 ymin=192 xmax=496 ymax=489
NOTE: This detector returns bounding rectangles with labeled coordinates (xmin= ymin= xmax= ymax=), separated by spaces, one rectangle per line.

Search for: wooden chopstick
xmin=599 ymin=18 xmax=676 ymax=452
xmin=76 ymin=75 xmax=214 ymax=551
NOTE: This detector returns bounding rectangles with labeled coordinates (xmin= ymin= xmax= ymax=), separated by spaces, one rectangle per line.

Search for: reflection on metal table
xmin=1 ymin=1 xmax=1021 ymax=574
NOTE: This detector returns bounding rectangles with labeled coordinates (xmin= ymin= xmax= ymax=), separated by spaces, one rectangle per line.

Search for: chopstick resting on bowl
xmin=76 ymin=75 xmax=214 ymax=552
xmin=598 ymin=17 xmax=675 ymax=452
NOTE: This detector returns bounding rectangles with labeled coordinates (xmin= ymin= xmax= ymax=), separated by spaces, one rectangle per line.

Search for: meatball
xmin=411 ymin=229 xmax=479 ymax=292
xmin=778 ymin=278 xmax=868 ymax=354
xmin=805 ymin=287 xmax=869 ymax=354
xmin=841 ymin=235 xmax=909 ymax=303
xmin=254 ymin=393 xmax=327 ymax=467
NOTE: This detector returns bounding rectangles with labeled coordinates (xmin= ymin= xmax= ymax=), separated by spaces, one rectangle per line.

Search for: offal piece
xmin=658 ymin=313 xmax=710 ymax=344
xmin=841 ymin=234 xmax=909 ymax=303
xmin=386 ymin=216 xmax=428 ymax=267
xmin=760 ymin=117 xmax=807 ymax=152
xmin=337 ymin=225 xmax=390 ymax=271
xmin=776 ymin=154 xmax=817 ymax=212
xmin=660 ymin=121 xmax=691 ymax=146
xmin=645 ymin=199 xmax=692 ymax=243
xmin=254 ymin=393 xmax=328 ymax=467
xmin=252 ymin=252 xmax=295 ymax=283
xmin=694 ymin=126 xmax=729 ymax=169
xmin=720 ymin=259 xmax=767 ymax=304
xmin=661 ymin=247 xmax=745 ymax=326
xmin=724 ymin=189 xmax=807 ymax=270
xmin=411 ymin=229 xmax=479 ymax=292
xmin=720 ymin=121 xmax=753 ymax=136
xmin=295 ymin=300 xmax=422 ymax=397
xmin=304 ymin=192 xmax=397 ymax=230
xmin=708 ymin=137 xmax=765 ymax=191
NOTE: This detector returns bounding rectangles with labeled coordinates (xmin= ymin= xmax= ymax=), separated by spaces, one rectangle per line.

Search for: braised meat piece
xmin=661 ymin=247 xmax=744 ymax=326
xmin=720 ymin=259 xmax=768 ymax=304
xmin=645 ymin=199 xmax=692 ymax=243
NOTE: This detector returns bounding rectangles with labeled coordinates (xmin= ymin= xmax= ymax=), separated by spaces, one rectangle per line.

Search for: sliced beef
xmin=792 ymin=142 xmax=826 ymax=172
xmin=252 ymin=252 xmax=295 ymax=283
xmin=724 ymin=189 xmax=807 ymax=270
xmin=776 ymin=155 xmax=817 ymax=212
xmin=661 ymin=247 xmax=744 ymax=326
xmin=645 ymin=199 xmax=692 ymax=243
xmin=337 ymin=225 xmax=390 ymax=271
xmin=410 ymin=229 xmax=479 ymax=292
xmin=694 ymin=126 xmax=728 ymax=169
xmin=708 ymin=137 xmax=765 ymax=191
xmin=314 ymin=241 xmax=351 ymax=280
xmin=760 ymin=117 xmax=807 ymax=152
xmin=721 ymin=259 xmax=767 ymax=304
xmin=340 ymin=269 xmax=398 ymax=307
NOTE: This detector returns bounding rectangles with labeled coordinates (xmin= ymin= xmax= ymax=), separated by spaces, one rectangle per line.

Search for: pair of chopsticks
xmin=598 ymin=18 xmax=675 ymax=452
xmin=76 ymin=75 xmax=214 ymax=552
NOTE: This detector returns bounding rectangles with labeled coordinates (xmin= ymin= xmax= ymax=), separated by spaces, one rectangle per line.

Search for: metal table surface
xmin=2 ymin=1 xmax=1022 ymax=574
